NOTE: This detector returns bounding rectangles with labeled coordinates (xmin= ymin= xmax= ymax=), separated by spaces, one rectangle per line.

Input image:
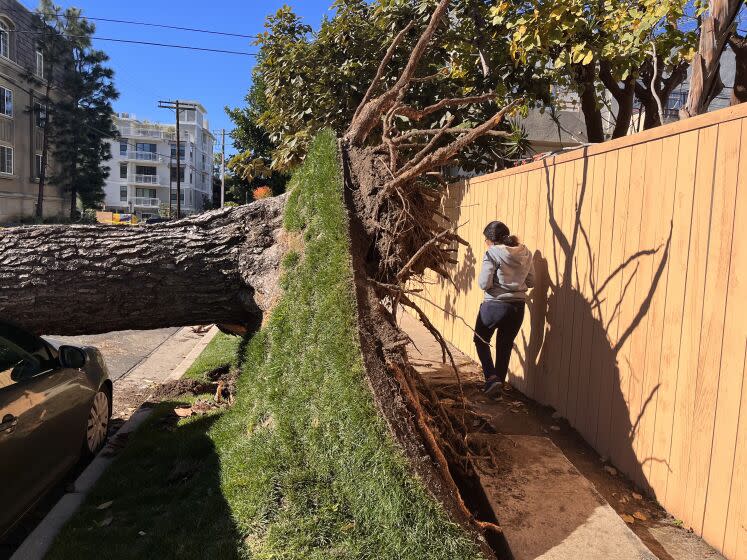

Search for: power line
xmin=54 ymin=14 xmax=259 ymax=39
xmin=11 ymin=29 xmax=257 ymax=56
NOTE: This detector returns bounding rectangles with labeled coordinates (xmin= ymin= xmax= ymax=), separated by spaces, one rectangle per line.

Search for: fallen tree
xmin=1 ymin=1 xmax=514 ymax=556
xmin=0 ymin=196 xmax=286 ymax=335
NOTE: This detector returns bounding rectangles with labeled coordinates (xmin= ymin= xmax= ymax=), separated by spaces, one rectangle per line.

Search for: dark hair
xmin=483 ymin=221 xmax=519 ymax=247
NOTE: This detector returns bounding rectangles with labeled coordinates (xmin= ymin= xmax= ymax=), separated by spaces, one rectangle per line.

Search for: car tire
xmin=83 ymin=389 xmax=111 ymax=457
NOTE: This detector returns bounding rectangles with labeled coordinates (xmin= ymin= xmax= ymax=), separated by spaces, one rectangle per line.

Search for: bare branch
xmin=395 ymin=92 xmax=495 ymax=121
xmin=380 ymin=101 xmax=519 ymax=196
xmin=351 ymin=21 xmax=415 ymax=124
xmin=345 ymin=0 xmax=452 ymax=146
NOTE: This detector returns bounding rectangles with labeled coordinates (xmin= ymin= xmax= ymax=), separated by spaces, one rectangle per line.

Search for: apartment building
xmin=0 ymin=0 xmax=67 ymax=222
xmin=103 ymin=102 xmax=215 ymax=219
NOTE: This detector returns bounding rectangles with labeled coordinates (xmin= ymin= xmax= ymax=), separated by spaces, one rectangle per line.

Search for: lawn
xmin=47 ymin=131 xmax=483 ymax=560
xmin=182 ymin=331 xmax=242 ymax=382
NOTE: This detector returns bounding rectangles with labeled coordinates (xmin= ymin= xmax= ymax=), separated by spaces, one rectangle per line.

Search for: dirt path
xmin=399 ymin=312 xmax=724 ymax=560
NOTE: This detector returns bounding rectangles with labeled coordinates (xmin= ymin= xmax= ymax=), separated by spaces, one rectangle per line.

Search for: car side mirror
xmin=59 ymin=346 xmax=87 ymax=369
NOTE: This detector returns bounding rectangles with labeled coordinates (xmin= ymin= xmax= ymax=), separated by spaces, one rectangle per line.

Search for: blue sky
xmin=20 ymin=1 xmax=334 ymax=153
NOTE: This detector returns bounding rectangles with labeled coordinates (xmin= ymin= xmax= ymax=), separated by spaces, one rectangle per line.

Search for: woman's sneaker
xmin=484 ymin=379 xmax=503 ymax=398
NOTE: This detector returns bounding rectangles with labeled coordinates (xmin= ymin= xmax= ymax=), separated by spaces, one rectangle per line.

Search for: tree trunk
xmin=680 ymin=0 xmax=742 ymax=118
xmin=599 ymin=61 xmax=635 ymax=138
xmin=0 ymin=195 xmax=286 ymax=335
xmin=635 ymin=60 xmax=688 ymax=129
xmin=730 ymin=34 xmax=747 ymax=105
xmin=575 ymin=63 xmax=605 ymax=143
xmin=36 ymin=82 xmax=53 ymax=219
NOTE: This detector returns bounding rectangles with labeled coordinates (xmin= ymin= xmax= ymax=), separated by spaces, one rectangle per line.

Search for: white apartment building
xmin=103 ymin=101 xmax=215 ymax=219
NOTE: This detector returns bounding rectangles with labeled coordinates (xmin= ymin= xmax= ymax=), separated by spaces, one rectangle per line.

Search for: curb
xmin=10 ymin=406 xmax=154 ymax=560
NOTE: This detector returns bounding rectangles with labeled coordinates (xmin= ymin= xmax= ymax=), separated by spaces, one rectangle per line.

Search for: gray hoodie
xmin=478 ymin=244 xmax=535 ymax=303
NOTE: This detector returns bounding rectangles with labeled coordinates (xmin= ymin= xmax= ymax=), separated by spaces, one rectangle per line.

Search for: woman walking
xmin=475 ymin=221 xmax=534 ymax=397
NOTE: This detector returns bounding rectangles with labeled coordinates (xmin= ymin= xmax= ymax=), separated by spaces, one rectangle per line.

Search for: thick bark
xmin=730 ymin=34 xmax=747 ymax=105
xmin=599 ymin=61 xmax=636 ymax=138
xmin=0 ymin=195 xmax=286 ymax=335
xmin=635 ymin=60 xmax=688 ymax=129
xmin=575 ymin=63 xmax=605 ymax=143
xmin=680 ymin=0 xmax=742 ymax=118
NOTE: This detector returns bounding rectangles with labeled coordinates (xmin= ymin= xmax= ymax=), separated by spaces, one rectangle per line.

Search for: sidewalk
xmin=111 ymin=326 xmax=218 ymax=423
xmin=399 ymin=312 xmax=724 ymax=560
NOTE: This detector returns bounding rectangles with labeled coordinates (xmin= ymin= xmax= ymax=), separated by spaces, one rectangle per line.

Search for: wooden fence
xmin=415 ymin=103 xmax=747 ymax=559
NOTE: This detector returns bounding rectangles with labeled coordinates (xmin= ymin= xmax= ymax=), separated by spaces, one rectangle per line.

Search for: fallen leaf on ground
xmin=633 ymin=511 xmax=648 ymax=521
xmin=138 ymin=531 xmax=147 ymax=536
xmin=604 ymin=465 xmax=618 ymax=476
xmin=174 ymin=407 xmax=193 ymax=417
xmin=550 ymin=425 xmax=561 ymax=431
xmin=621 ymin=514 xmax=635 ymax=524
xmin=632 ymin=492 xmax=643 ymax=500
xmin=620 ymin=496 xmax=629 ymax=504
xmin=98 ymin=515 xmax=113 ymax=527
xmin=96 ymin=501 xmax=113 ymax=510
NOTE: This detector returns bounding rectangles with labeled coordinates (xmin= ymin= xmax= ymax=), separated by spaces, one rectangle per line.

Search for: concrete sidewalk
xmin=400 ymin=312 xmax=722 ymax=560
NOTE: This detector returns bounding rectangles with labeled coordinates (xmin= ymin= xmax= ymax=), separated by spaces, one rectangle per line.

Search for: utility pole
xmin=220 ymin=128 xmax=225 ymax=208
xmin=158 ymin=100 xmax=197 ymax=219
xmin=168 ymin=152 xmax=173 ymax=218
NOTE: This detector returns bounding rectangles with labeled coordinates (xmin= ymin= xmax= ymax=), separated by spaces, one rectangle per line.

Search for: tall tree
xmin=34 ymin=1 xmax=118 ymax=218
xmin=500 ymin=0 xmax=694 ymax=139
xmin=680 ymin=0 xmax=744 ymax=117
xmin=29 ymin=0 xmax=69 ymax=218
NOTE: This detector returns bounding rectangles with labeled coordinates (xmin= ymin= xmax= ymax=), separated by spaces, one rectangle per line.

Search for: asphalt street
xmin=48 ymin=327 xmax=181 ymax=381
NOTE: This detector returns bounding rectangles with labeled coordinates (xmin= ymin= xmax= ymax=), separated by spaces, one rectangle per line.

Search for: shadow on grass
xmin=47 ymin=405 xmax=242 ymax=560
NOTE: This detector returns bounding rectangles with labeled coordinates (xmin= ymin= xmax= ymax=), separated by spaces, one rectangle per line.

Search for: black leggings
xmin=473 ymin=301 xmax=525 ymax=383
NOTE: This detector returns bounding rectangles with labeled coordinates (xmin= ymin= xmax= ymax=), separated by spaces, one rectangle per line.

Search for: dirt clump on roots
xmin=152 ymin=365 xmax=239 ymax=402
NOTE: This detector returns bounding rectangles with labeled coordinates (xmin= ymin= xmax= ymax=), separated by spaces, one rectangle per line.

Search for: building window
xmin=189 ymin=171 xmax=192 ymax=184
xmin=170 ymin=166 xmax=185 ymax=182
xmin=34 ymin=102 xmax=46 ymax=128
xmin=120 ymin=140 xmax=127 ymax=156
xmin=35 ymin=153 xmax=43 ymax=178
xmin=35 ymin=49 xmax=43 ymax=78
xmin=170 ymin=144 xmax=185 ymax=159
xmin=120 ymin=185 xmax=127 ymax=201
xmin=135 ymin=165 xmax=156 ymax=176
xmin=0 ymin=87 xmax=12 ymax=117
xmin=136 ymin=142 xmax=156 ymax=153
xmin=0 ymin=145 xmax=13 ymax=174
xmin=119 ymin=163 xmax=127 ymax=179
xmin=170 ymin=191 xmax=185 ymax=203
xmin=135 ymin=188 xmax=156 ymax=198
xmin=0 ymin=21 xmax=9 ymax=59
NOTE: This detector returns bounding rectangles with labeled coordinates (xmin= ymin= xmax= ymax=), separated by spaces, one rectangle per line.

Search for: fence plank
xmin=609 ymin=140 xmax=648 ymax=475
xmin=648 ymin=129 xmax=699 ymax=498
xmin=588 ymin=150 xmax=619 ymax=449
xmin=684 ymin=119 xmax=741 ymax=535
xmin=703 ymin=120 xmax=747 ymax=553
xmin=665 ymin=123 xmax=718 ymax=522
xmin=596 ymin=146 xmax=633 ymax=459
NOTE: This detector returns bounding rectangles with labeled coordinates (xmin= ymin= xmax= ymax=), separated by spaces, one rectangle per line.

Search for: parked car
xmin=144 ymin=216 xmax=169 ymax=224
xmin=0 ymin=320 xmax=112 ymax=538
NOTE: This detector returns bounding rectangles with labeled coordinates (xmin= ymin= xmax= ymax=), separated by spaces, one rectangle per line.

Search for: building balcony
xmin=132 ymin=197 xmax=161 ymax=208
xmin=132 ymin=174 xmax=160 ymax=185
xmin=125 ymin=151 xmax=166 ymax=163
xmin=118 ymin=126 xmax=188 ymax=141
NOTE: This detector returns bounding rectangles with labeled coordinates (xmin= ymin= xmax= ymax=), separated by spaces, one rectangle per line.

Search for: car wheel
xmin=85 ymin=390 xmax=110 ymax=456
